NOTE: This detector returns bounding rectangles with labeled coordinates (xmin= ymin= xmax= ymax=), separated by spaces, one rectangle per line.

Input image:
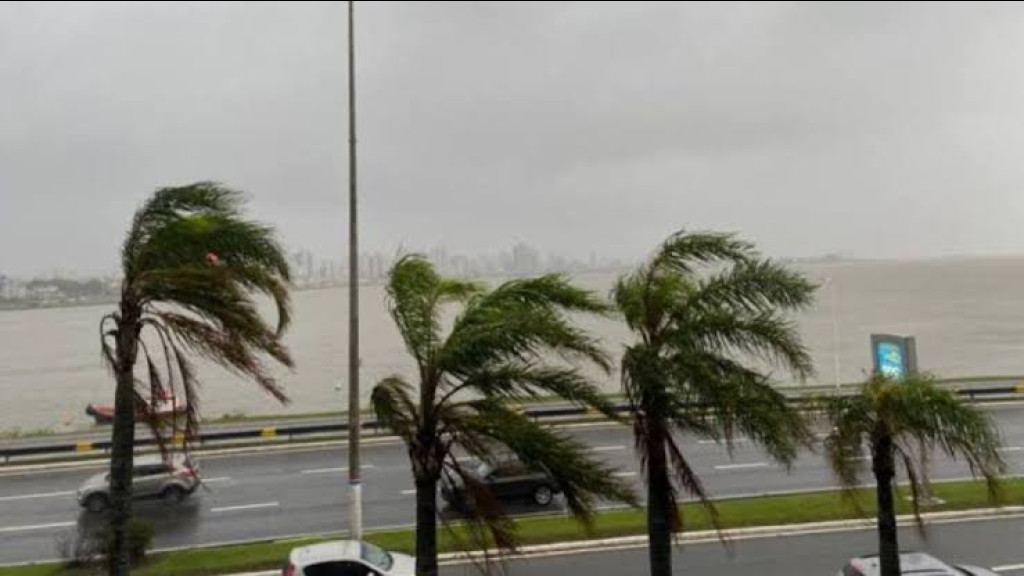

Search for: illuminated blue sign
xmin=876 ymin=342 xmax=905 ymax=378
xmin=870 ymin=334 xmax=918 ymax=380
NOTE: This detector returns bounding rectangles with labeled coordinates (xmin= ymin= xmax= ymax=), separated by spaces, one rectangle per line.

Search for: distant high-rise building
xmin=429 ymin=246 xmax=449 ymax=274
xmin=511 ymin=242 xmax=542 ymax=275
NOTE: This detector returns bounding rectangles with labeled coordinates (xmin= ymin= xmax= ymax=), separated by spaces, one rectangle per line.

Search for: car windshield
xmin=360 ymin=542 xmax=393 ymax=571
xmin=475 ymin=463 xmax=493 ymax=478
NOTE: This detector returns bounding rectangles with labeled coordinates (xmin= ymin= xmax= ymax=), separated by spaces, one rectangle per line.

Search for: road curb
xmin=223 ymin=506 xmax=1024 ymax=576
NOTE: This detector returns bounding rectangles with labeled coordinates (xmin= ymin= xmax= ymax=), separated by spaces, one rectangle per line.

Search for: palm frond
xmin=889 ymin=376 xmax=1005 ymax=481
xmin=439 ymin=455 xmax=516 ymax=575
xmin=455 ymin=400 xmax=638 ymax=526
xmin=821 ymin=393 xmax=873 ymax=500
xmin=893 ymin=441 xmax=926 ymax=534
xmin=370 ymin=377 xmax=419 ymax=443
xmin=650 ymin=230 xmax=754 ymax=275
xmin=440 ymin=363 xmax=619 ymax=419
xmin=154 ymin=311 xmax=288 ymax=403
xmin=669 ymin=309 xmax=814 ymax=380
xmin=668 ymin=352 xmax=812 ymax=463
xmin=124 ymin=183 xmax=288 ymax=283
xmin=385 ymin=255 xmax=446 ymax=372
xmin=99 ymin=314 xmax=119 ymax=373
xmin=441 ymin=304 xmax=611 ymax=380
xmin=665 ymin=433 xmax=728 ymax=546
xmin=690 ymin=258 xmax=816 ymax=314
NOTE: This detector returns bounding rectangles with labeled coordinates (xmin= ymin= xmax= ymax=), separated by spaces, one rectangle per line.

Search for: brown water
xmin=4 ymin=258 xmax=1024 ymax=432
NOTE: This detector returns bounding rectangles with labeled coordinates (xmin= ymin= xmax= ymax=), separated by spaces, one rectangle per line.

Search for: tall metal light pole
xmin=346 ymin=0 xmax=363 ymax=540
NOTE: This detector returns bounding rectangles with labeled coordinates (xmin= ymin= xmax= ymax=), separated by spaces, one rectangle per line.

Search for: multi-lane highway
xmin=2 ymin=405 xmax=1024 ymax=566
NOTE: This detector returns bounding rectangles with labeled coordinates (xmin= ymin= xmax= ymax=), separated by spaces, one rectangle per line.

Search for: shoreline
xmin=0 ymin=267 xmax=632 ymax=313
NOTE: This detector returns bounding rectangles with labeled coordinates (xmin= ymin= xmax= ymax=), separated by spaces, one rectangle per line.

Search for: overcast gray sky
xmin=3 ymin=1 xmax=1024 ymax=276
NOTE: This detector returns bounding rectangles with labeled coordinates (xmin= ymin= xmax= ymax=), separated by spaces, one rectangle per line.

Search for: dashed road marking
xmin=211 ymin=501 xmax=279 ymax=513
xmin=715 ymin=462 xmax=769 ymax=471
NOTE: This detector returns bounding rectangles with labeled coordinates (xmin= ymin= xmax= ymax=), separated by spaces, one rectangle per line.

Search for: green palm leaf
xmin=615 ymin=229 xmax=815 ymax=576
xmin=371 ymin=256 xmax=636 ymax=576
xmin=102 ymin=183 xmax=293 ymax=575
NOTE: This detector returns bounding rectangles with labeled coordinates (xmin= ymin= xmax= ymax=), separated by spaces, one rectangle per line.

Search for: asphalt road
xmin=442 ymin=515 xmax=1024 ymax=575
xmin=2 ymin=405 xmax=1024 ymax=566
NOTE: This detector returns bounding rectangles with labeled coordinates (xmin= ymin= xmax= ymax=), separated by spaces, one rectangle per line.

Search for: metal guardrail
xmin=3 ymin=383 xmax=1023 ymax=463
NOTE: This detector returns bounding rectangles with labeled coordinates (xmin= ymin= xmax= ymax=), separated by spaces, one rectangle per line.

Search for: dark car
xmin=441 ymin=460 xmax=560 ymax=509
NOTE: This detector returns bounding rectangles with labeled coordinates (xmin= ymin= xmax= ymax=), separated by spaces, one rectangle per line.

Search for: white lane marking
xmin=613 ymin=471 xmax=638 ymax=478
xmin=0 ymin=490 xmax=75 ymax=502
xmin=203 ymin=477 xmax=232 ymax=484
xmin=300 ymin=465 xmax=376 ymax=475
xmin=210 ymin=501 xmax=279 ymax=513
xmin=999 ymin=447 xmax=1024 ymax=452
xmin=301 ymin=467 xmax=347 ymax=475
xmin=715 ymin=462 xmax=769 ymax=471
xmin=992 ymin=562 xmax=1024 ymax=572
xmin=400 ymin=489 xmax=417 ymax=495
xmin=592 ymin=445 xmax=627 ymax=452
xmin=0 ymin=521 xmax=76 ymax=533
xmin=698 ymin=438 xmax=749 ymax=445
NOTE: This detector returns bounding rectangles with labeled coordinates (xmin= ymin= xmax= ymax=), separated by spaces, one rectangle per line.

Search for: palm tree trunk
xmin=108 ymin=321 xmax=138 ymax=576
xmin=414 ymin=474 xmax=439 ymax=576
xmin=872 ymin=433 xmax=901 ymax=576
xmin=646 ymin=419 xmax=673 ymax=576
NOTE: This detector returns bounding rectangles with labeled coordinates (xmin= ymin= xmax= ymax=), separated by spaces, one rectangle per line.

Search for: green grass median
xmin=4 ymin=477 xmax=1022 ymax=576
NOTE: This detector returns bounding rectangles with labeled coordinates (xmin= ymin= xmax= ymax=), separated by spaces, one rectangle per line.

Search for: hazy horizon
xmin=6 ymin=2 xmax=1024 ymax=277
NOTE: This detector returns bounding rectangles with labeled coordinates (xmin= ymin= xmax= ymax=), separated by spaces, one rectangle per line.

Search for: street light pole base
xmin=349 ymin=482 xmax=363 ymax=540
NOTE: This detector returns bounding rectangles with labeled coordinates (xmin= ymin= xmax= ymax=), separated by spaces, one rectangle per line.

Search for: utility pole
xmin=346 ymin=0 xmax=362 ymax=540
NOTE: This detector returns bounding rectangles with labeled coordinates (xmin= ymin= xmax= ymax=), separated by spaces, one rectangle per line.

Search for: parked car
xmin=837 ymin=552 xmax=999 ymax=576
xmin=76 ymin=454 xmax=200 ymax=513
xmin=440 ymin=459 xmax=560 ymax=509
xmin=283 ymin=540 xmax=414 ymax=576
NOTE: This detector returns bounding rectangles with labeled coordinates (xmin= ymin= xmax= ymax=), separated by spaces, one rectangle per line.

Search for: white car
xmin=837 ymin=552 xmax=1000 ymax=576
xmin=283 ymin=540 xmax=414 ymax=576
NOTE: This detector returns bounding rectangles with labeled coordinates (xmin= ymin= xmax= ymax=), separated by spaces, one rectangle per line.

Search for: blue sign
xmin=870 ymin=334 xmax=918 ymax=380
xmin=876 ymin=341 xmax=905 ymax=378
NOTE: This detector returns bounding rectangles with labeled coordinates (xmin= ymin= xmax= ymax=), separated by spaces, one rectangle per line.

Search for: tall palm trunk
xmin=108 ymin=317 xmax=139 ymax=576
xmin=415 ymin=474 xmax=439 ymax=576
xmin=872 ymin=432 xmax=900 ymax=576
xmin=646 ymin=417 xmax=673 ymax=576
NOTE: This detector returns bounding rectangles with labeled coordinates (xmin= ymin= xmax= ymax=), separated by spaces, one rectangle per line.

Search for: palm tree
xmin=822 ymin=374 xmax=1004 ymax=576
xmin=613 ymin=230 xmax=817 ymax=576
xmin=371 ymin=255 xmax=637 ymax=576
xmin=99 ymin=183 xmax=293 ymax=575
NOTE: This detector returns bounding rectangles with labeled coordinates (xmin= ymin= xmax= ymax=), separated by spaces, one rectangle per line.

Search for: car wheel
xmin=162 ymin=486 xmax=186 ymax=505
xmin=84 ymin=494 xmax=109 ymax=513
xmin=533 ymin=485 xmax=554 ymax=506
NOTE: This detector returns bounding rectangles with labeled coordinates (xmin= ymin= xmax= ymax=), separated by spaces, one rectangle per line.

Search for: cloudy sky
xmin=3 ymin=1 xmax=1024 ymax=276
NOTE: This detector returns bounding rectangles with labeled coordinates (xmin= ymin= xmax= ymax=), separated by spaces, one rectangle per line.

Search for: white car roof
xmin=290 ymin=540 xmax=363 ymax=567
xmin=133 ymin=454 xmax=189 ymax=467
xmin=850 ymin=552 xmax=959 ymax=575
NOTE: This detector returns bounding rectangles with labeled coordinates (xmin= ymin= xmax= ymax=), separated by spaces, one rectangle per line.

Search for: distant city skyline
xmin=0 ymin=241 xmax=621 ymax=279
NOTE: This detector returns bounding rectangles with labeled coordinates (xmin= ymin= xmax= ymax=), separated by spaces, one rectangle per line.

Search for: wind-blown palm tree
xmin=100 ymin=183 xmax=293 ymax=575
xmin=822 ymin=374 xmax=1004 ymax=576
xmin=371 ymin=255 xmax=637 ymax=576
xmin=613 ymin=230 xmax=817 ymax=576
